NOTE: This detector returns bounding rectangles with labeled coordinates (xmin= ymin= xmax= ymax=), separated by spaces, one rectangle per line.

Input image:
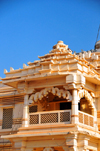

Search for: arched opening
xmin=29 ymin=92 xmax=72 ymax=113
xmin=28 ymin=88 xmax=72 ymax=125
xmin=78 ymin=90 xmax=95 ymax=116
xmin=28 ymin=87 xmax=72 ymax=113
xmin=78 ymin=97 xmax=93 ymax=115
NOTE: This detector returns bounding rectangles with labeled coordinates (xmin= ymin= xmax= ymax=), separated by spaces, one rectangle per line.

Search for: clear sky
xmin=0 ymin=0 xmax=100 ymax=78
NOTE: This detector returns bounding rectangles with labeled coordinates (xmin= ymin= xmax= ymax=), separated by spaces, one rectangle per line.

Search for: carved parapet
xmin=4 ymin=69 xmax=8 ymax=74
xmin=79 ymin=51 xmax=91 ymax=59
xmin=10 ymin=67 xmax=14 ymax=71
xmin=91 ymin=53 xmax=98 ymax=60
xmin=23 ymin=63 xmax=28 ymax=69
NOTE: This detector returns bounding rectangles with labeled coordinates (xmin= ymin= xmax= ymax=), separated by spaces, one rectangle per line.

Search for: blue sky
xmin=0 ymin=0 xmax=100 ymax=78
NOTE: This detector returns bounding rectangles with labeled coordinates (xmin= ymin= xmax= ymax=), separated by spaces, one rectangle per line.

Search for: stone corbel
xmin=17 ymin=82 xmax=27 ymax=94
xmin=17 ymin=81 xmax=35 ymax=95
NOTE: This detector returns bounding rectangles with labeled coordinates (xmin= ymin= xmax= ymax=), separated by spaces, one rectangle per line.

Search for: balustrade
xmin=78 ymin=111 xmax=94 ymax=127
xmin=28 ymin=110 xmax=94 ymax=128
xmin=29 ymin=110 xmax=71 ymax=125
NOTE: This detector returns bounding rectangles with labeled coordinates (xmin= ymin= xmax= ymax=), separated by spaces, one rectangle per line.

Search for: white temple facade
xmin=0 ymin=40 xmax=100 ymax=150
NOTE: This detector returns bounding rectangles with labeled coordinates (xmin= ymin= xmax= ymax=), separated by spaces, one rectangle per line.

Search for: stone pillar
xmin=71 ymin=89 xmax=78 ymax=124
xmin=22 ymin=95 xmax=29 ymax=127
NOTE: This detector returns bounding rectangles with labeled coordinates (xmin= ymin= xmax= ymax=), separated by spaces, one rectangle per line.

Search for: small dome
xmin=95 ymin=40 xmax=100 ymax=49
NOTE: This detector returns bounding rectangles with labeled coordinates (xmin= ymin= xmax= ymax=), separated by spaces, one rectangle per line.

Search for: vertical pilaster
xmin=71 ymin=89 xmax=78 ymax=124
xmin=22 ymin=95 xmax=29 ymax=127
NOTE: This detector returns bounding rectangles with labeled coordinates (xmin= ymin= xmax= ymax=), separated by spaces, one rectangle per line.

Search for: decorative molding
xmin=28 ymin=87 xmax=72 ymax=105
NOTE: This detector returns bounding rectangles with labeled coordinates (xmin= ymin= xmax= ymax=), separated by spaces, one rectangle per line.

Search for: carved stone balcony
xmin=28 ymin=110 xmax=95 ymax=128
xmin=78 ymin=110 xmax=94 ymax=127
xmin=29 ymin=110 xmax=71 ymax=125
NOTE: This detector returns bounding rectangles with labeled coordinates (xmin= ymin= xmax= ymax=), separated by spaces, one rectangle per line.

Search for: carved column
xmin=71 ymin=89 xmax=78 ymax=124
xmin=22 ymin=94 xmax=29 ymax=127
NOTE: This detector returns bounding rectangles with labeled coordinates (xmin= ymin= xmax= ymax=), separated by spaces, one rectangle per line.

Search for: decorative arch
xmin=78 ymin=89 xmax=95 ymax=109
xmin=28 ymin=87 xmax=72 ymax=104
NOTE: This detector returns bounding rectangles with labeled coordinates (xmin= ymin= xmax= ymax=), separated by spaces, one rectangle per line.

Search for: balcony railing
xmin=78 ymin=111 xmax=94 ymax=127
xmin=28 ymin=110 xmax=94 ymax=128
xmin=29 ymin=110 xmax=71 ymax=125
